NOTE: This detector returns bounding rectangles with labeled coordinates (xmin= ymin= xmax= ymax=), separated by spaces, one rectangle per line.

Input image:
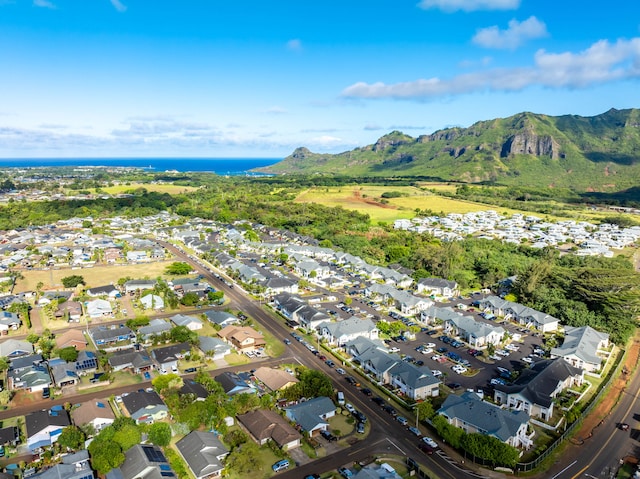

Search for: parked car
xmin=371 ymin=396 xmax=385 ymax=406
xmin=338 ymin=467 xmax=354 ymax=479
xmin=345 ymin=403 xmax=356 ymax=414
xmin=325 ymin=359 xmax=335 ymax=368
xmin=345 ymin=376 xmax=360 ymax=387
xmin=320 ymin=430 xmax=338 ymax=441
xmin=396 ymin=416 xmax=408 ymax=426
xmin=383 ymin=405 xmax=398 ymax=416
xmin=422 ymin=437 xmax=438 ymax=449
xmin=356 ymin=422 xmax=365 ymax=434
xmin=408 ymin=426 xmax=422 ymax=437
xmin=272 ymin=459 xmax=290 ymax=472
xmin=418 ymin=442 xmax=435 ymax=454
xmin=360 ymin=387 xmax=373 ymax=396
xmin=336 ymin=367 xmax=346 ymax=375
xmin=522 ymin=356 xmax=534 ymax=364
xmin=185 ymin=367 xmax=197 ymax=373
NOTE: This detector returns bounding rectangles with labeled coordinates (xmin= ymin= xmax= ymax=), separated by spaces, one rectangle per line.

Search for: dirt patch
xmin=352 ymin=190 xmax=396 ymax=209
xmin=575 ymin=334 xmax=640 ymax=439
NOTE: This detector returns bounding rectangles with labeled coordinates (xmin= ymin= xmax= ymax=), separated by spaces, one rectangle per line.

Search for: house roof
xmin=214 ymin=371 xmax=255 ymax=396
xmin=138 ymin=319 xmax=172 ymax=337
xmin=55 ymin=329 xmax=88 ymax=349
xmin=550 ymin=326 xmax=609 ymax=366
xmin=25 ymin=409 xmax=71 ymax=437
xmin=108 ymin=349 xmax=154 ymax=370
xmin=119 ymin=444 xmax=174 ymax=479
xmin=203 ymin=310 xmax=239 ymax=326
xmin=388 ymin=361 xmax=440 ymax=389
xmin=179 ymin=380 xmax=209 ymax=400
xmin=71 ymin=400 xmax=115 ymax=426
xmin=217 ymin=325 xmax=265 ymax=345
xmin=252 ymin=367 xmax=299 ymax=391
xmin=0 ymin=338 xmax=33 ymax=357
xmin=285 ymin=396 xmax=335 ymax=432
xmin=417 ymin=277 xmax=458 ymax=289
xmin=320 ymin=316 xmax=376 ymax=339
xmin=170 ymin=314 xmax=203 ymax=328
xmin=438 ymin=391 xmax=529 ymax=442
xmin=0 ymin=426 xmax=19 ymax=445
xmin=176 ymin=431 xmax=229 ymax=479
xmin=494 ymin=358 xmax=583 ymax=408
xmin=198 ymin=336 xmax=231 ymax=354
xmin=86 ymin=285 xmax=119 ymax=296
xmin=237 ymin=409 xmax=301 ymax=447
xmin=152 ymin=342 xmax=191 ymax=364
xmin=448 ymin=315 xmax=505 ymax=339
xmin=29 ymin=450 xmax=93 ymax=479
xmin=90 ymin=326 xmax=133 ymax=342
xmin=122 ymin=390 xmax=166 ymax=416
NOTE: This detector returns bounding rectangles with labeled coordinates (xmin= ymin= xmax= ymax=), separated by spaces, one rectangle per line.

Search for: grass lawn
xmin=82 ymin=183 xmax=199 ymax=195
xmin=15 ymin=261 xmax=176 ymax=292
xmin=293 ymin=185 xmax=593 ymax=224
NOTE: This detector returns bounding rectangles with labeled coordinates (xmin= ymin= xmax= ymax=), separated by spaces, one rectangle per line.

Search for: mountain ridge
xmin=259 ymin=108 xmax=640 ymax=192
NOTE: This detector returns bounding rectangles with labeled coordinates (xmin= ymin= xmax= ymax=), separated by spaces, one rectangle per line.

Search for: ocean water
xmin=0 ymin=157 xmax=281 ymax=174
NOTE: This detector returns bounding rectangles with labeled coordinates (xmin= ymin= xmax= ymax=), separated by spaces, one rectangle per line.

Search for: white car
xmin=452 ymin=365 xmax=467 ymax=374
xmin=389 ymin=347 xmax=400 ymax=353
xmin=345 ymin=403 xmax=356 ymax=414
xmin=489 ymin=354 xmax=501 ymax=361
xmin=420 ymin=348 xmax=433 ymax=355
xmin=425 ymin=343 xmax=436 ymax=348
xmin=505 ymin=344 xmax=519 ymax=351
xmin=336 ymin=368 xmax=346 ymax=375
xmin=422 ymin=437 xmax=438 ymax=449
xmin=431 ymin=370 xmax=442 ymax=377
xmin=522 ymin=356 xmax=534 ymax=364
xmin=431 ymin=355 xmax=442 ymax=361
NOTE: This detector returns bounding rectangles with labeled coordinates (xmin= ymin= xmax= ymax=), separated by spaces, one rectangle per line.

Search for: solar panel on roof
xmin=142 ymin=445 xmax=167 ymax=463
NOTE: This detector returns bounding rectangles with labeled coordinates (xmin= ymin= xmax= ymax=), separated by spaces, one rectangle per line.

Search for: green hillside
xmin=259 ymin=108 xmax=640 ymax=192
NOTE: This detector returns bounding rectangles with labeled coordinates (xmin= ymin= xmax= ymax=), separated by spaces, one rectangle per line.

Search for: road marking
xmin=552 ymin=460 xmax=577 ymax=479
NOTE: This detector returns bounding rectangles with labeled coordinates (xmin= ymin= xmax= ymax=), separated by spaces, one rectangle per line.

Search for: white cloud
xmin=307 ymin=135 xmax=344 ymax=148
xmin=264 ymin=106 xmax=288 ymax=115
xmin=341 ymin=37 xmax=640 ymax=100
xmin=417 ymin=0 xmax=519 ymax=12
xmin=287 ymin=39 xmax=303 ymax=52
xmin=364 ymin=124 xmax=384 ymax=131
xmin=33 ymin=0 xmax=55 ymax=9
xmin=473 ymin=16 xmax=548 ymax=49
xmin=110 ymin=0 xmax=127 ymax=12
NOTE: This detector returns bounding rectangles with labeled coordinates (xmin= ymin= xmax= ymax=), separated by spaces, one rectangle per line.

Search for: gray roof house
xmin=29 ymin=450 xmax=94 ymax=479
xmin=176 ymin=431 xmax=229 ymax=479
xmin=294 ymin=305 xmax=331 ymax=331
xmin=0 ymin=338 xmax=33 ymax=358
xmin=26 ymin=408 xmax=71 ymax=452
xmin=170 ymin=314 xmax=203 ymax=331
xmin=89 ymin=326 xmax=134 ymax=348
xmin=317 ymin=316 xmax=379 ymax=346
xmin=123 ymin=279 xmax=157 ymax=295
xmin=420 ymin=305 xmax=463 ymax=325
xmin=204 ymin=310 xmax=240 ymax=327
xmin=115 ymin=444 xmax=175 ymax=479
xmin=438 ymin=392 xmax=532 ymax=449
xmin=108 ymin=349 xmax=155 ymax=373
xmin=284 ymin=396 xmax=336 ymax=437
xmin=138 ymin=319 xmax=172 ymax=343
xmin=444 ymin=315 xmax=505 ymax=347
xmin=9 ymin=353 xmax=43 ymax=373
xmin=416 ymin=277 xmax=459 ymax=297
xmin=152 ymin=342 xmax=191 ymax=371
xmin=387 ymin=361 xmax=440 ymax=400
xmin=493 ymin=358 xmax=583 ymax=421
xmin=9 ymin=365 xmax=51 ymax=392
xmin=50 ymin=363 xmax=80 ymax=388
xmin=503 ymin=302 xmax=559 ymax=332
xmin=198 ymin=336 xmax=231 ymax=359
xmin=214 ymin=371 xmax=255 ymax=396
xmin=359 ymin=348 xmax=404 ymax=384
xmin=121 ymin=390 xmax=168 ymax=424
xmin=550 ymin=326 xmax=610 ymax=372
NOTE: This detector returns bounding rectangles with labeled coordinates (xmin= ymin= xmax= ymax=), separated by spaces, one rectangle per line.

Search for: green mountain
xmin=260 ymin=108 xmax=640 ymax=191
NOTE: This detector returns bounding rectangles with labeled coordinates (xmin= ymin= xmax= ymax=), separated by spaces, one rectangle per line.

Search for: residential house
xmin=126 ymin=251 xmax=149 ymax=263
xmin=204 ymin=310 xmax=240 ymax=327
xmin=71 ymin=399 xmax=115 ymax=432
xmin=8 ymin=365 xmax=51 ymax=392
xmin=73 ymin=350 xmax=98 ymax=374
xmin=420 ymin=305 xmax=463 ymax=325
xmin=29 ymin=450 xmax=94 ymax=479
xmin=140 ymin=294 xmax=165 ymax=310
xmin=198 ymin=336 xmax=231 ymax=360
xmin=443 ymin=315 xmax=505 ymax=347
xmin=0 ymin=425 xmax=20 ymax=447
xmin=0 ymin=338 xmax=33 ymax=358
xmin=54 ymin=329 xmax=88 ymax=351
xmin=237 ymin=409 xmax=301 ymax=450
xmin=170 ymin=314 xmax=203 ymax=331
xmin=138 ymin=319 xmax=172 ymax=344
xmin=217 ymin=325 xmax=265 ymax=352
xmin=261 ymin=277 xmax=298 ymax=297
xmin=123 ymin=279 xmax=157 ymax=295
xmin=85 ymin=299 xmax=113 ymax=318
xmin=550 ymin=325 xmax=610 ymax=373
xmin=179 ymin=380 xmax=209 ymax=401
xmin=111 ymin=444 xmax=175 ymax=479
xmin=387 ymin=361 xmax=440 ymax=400
xmin=416 ymin=277 xmax=459 ymax=298
xmin=0 ymin=311 xmax=20 ymax=333
xmin=317 ymin=316 xmax=379 ymax=347
xmin=86 ymin=285 xmax=120 ymax=298
xmin=152 ymin=342 xmax=191 ymax=372
xmin=252 ymin=367 xmax=299 ymax=392
xmin=214 ymin=371 xmax=255 ymax=396
xmin=89 ymin=326 xmax=134 ymax=348
xmin=26 ymin=408 xmax=71 ymax=452
xmin=54 ymin=301 xmax=83 ymax=322
xmin=121 ymin=390 xmax=169 ymax=424
xmin=8 ymin=353 xmax=43 ymax=373
xmin=353 ymin=463 xmax=403 ymax=479
xmin=204 ymin=310 xmax=240 ymax=328
xmin=294 ymin=305 xmax=331 ymax=331
xmin=438 ymin=391 xmax=532 ymax=449
xmin=493 ymin=359 xmax=584 ymax=421
xmin=284 ymin=396 xmax=336 ymax=437
xmin=176 ymin=431 xmax=229 ymax=479
xmin=108 ymin=349 xmax=155 ymax=373
xmin=50 ymin=362 xmax=79 ymax=388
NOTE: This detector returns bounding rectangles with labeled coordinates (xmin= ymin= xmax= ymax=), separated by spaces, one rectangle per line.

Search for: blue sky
xmin=1 ymin=0 xmax=639 ymax=158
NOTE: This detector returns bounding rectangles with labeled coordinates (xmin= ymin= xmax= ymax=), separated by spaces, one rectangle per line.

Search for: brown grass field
xmin=15 ymin=261 xmax=175 ymax=292
xmin=293 ymin=185 xmax=601 ymax=224
xmin=83 ymin=183 xmax=198 ymax=195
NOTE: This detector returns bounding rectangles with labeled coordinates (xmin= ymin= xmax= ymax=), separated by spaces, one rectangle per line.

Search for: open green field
xmin=15 ymin=261 xmax=175 ymax=292
xmin=294 ymin=185 xmax=605 ymax=224
xmin=82 ymin=183 xmax=199 ymax=195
